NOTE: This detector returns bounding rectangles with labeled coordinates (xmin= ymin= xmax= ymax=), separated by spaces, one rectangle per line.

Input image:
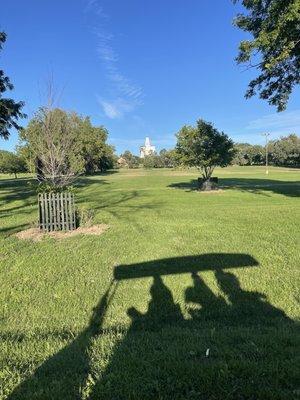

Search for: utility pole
xmin=261 ymin=133 xmax=270 ymax=175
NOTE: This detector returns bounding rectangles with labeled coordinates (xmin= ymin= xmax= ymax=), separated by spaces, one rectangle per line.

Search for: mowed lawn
xmin=0 ymin=166 xmax=299 ymax=400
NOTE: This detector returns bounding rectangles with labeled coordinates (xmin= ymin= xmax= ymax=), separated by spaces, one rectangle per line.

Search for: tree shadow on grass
xmin=168 ymin=177 xmax=300 ymax=197
xmin=0 ymin=223 xmax=31 ymax=235
xmin=7 ymin=280 xmax=118 ymax=400
xmin=0 ymin=178 xmax=37 ymax=235
xmin=0 ymin=178 xmax=36 ymax=212
xmin=78 ymin=189 xmax=164 ymax=224
xmin=0 ymin=173 xmax=113 ymax=212
xmin=0 ymin=174 xmax=122 ymax=235
xmin=7 ymin=253 xmax=299 ymax=399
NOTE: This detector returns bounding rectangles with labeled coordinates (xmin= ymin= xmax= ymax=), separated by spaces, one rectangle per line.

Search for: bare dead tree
xmin=25 ymin=78 xmax=84 ymax=189
xmin=17 ymin=79 xmax=87 ymax=232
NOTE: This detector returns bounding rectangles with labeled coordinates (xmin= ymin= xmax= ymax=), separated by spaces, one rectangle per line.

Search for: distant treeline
xmin=232 ymin=134 xmax=300 ymax=167
xmin=1 ymin=134 xmax=299 ymax=178
xmin=118 ymin=134 xmax=300 ymax=169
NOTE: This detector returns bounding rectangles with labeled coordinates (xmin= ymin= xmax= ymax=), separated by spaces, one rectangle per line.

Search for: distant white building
xmin=140 ymin=137 xmax=156 ymax=158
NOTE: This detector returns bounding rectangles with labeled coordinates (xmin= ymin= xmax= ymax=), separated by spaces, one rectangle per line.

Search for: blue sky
xmin=1 ymin=0 xmax=300 ymax=155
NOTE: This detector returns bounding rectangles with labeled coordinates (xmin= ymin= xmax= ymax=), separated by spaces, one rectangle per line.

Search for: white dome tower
xmin=140 ymin=137 xmax=156 ymax=158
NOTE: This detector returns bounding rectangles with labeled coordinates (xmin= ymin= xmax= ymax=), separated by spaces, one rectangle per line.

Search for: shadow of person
xmin=127 ymin=275 xmax=183 ymax=331
xmin=185 ymin=272 xmax=228 ymax=321
xmin=89 ymin=274 xmax=186 ymax=400
xmin=215 ymin=270 xmax=289 ymax=324
xmin=7 ymin=255 xmax=299 ymax=400
xmin=89 ymin=269 xmax=298 ymax=399
xmin=8 ymin=280 xmax=117 ymax=400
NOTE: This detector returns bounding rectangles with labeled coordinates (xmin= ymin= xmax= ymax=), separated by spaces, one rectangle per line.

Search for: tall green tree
xmin=159 ymin=149 xmax=179 ymax=168
xmin=0 ymin=32 xmax=26 ymax=139
xmin=19 ymin=108 xmax=115 ymax=187
xmin=176 ymin=119 xmax=235 ymax=183
xmin=0 ymin=150 xmax=27 ymax=178
xmin=142 ymin=154 xmax=162 ymax=169
xmin=234 ymin=0 xmax=300 ymax=111
xmin=19 ymin=108 xmax=86 ymax=188
xmin=119 ymin=151 xmax=140 ymax=168
xmin=232 ymin=143 xmax=251 ymax=165
xmin=232 ymin=143 xmax=264 ymax=165
xmin=77 ymin=117 xmax=115 ymax=174
xmin=270 ymin=134 xmax=300 ymax=167
xmin=16 ymin=143 xmax=35 ymax=173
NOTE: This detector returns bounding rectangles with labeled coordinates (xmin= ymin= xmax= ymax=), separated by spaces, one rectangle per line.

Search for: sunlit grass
xmin=0 ymin=166 xmax=299 ymax=399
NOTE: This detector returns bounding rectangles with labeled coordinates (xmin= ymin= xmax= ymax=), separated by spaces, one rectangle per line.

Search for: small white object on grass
xmin=206 ymin=348 xmax=210 ymax=357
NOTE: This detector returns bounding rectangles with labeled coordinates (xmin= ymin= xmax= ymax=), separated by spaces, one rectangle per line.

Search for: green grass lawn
xmin=0 ymin=166 xmax=299 ymax=399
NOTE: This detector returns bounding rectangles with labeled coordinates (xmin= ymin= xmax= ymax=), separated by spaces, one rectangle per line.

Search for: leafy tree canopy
xmin=119 ymin=151 xmax=140 ymax=168
xmin=142 ymin=154 xmax=162 ymax=169
xmin=232 ymin=135 xmax=300 ymax=167
xmin=234 ymin=0 xmax=300 ymax=111
xmin=176 ymin=119 xmax=235 ymax=180
xmin=76 ymin=117 xmax=115 ymax=174
xmin=0 ymin=149 xmax=27 ymax=178
xmin=159 ymin=149 xmax=179 ymax=168
xmin=232 ymin=143 xmax=265 ymax=165
xmin=0 ymin=32 xmax=26 ymax=139
xmin=270 ymin=134 xmax=300 ymax=166
xmin=19 ymin=108 xmax=85 ymax=187
xmin=19 ymin=108 xmax=115 ymax=188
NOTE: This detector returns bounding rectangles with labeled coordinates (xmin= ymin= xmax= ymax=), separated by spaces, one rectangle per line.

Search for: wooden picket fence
xmin=38 ymin=192 xmax=76 ymax=232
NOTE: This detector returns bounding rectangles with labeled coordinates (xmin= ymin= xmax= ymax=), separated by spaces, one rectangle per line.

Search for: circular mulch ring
xmin=14 ymin=224 xmax=109 ymax=242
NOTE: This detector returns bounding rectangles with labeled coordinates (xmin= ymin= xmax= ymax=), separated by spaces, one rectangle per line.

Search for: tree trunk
xmin=36 ymin=158 xmax=45 ymax=182
xmin=198 ymin=167 xmax=218 ymax=191
xmin=198 ymin=178 xmax=218 ymax=191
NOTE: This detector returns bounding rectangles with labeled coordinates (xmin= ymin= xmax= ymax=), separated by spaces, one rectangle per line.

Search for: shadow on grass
xmin=7 ymin=253 xmax=299 ymax=399
xmin=0 ymin=178 xmax=36 ymax=210
xmin=0 ymin=171 xmax=116 ymax=211
xmin=0 ymin=178 xmax=37 ymax=234
xmin=0 ymin=172 xmax=121 ymax=234
xmin=78 ymin=188 xmax=163 ymax=224
xmin=0 ymin=223 xmax=31 ymax=235
xmin=168 ymin=177 xmax=300 ymax=197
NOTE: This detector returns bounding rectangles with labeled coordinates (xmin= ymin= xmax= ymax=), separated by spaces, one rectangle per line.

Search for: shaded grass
xmin=0 ymin=166 xmax=299 ymax=399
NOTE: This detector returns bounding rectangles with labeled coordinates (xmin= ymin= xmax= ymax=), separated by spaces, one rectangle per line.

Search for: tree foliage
xmin=234 ymin=0 xmax=300 ymax=111
xmin=176 ymin=119 xmax=235 ymax=180
xmin=232 ymin=135 xmax=300 ymax=167
xmin=142 ymin=154 xmax=161 ymax=169
xmin=118 ymin=149 xmax=179 ymax=169
xmin=0 ymin=32 xmax=26 ymax=139
xmin=19 ymin=108 xmax=84 ymax=188
xmin=0 ymin=150 xmax=27 ymax=178
xmin=158 ymin=149 xmax=179 ymax=168
xmin=270 ymin=134 xmax=300 ymax=167
xmin=19 ymin=108 xmax=115 ymax=188
xmin=232 ymin=143 xmax=265 ymax=165
xmin=141 ymin=149 xmax=179 ymax=169
xmin=15 ymin=143 xmax=36 ymax=173
xmin=76 ymin=117 xmax=115 ymax=174
xmin=119 ymin=151 xmax=140 ymax=168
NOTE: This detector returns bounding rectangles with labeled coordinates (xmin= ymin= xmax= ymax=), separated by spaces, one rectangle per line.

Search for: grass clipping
xmin=15 ymin=225 xmax=109 ymax=242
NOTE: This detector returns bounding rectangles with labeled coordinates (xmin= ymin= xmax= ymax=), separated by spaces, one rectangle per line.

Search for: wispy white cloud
xmin=87 ymin=1 xmax=143 ymax=119
xmin=98 ymin=97 xmax=135 ymax=119
xmin=85 ymin=0 xmax=108 ymax=19
xmin=99 ymin=100 xmax=121 ymax=119
xmin=246 ymin=110 xmax=300 ymax=132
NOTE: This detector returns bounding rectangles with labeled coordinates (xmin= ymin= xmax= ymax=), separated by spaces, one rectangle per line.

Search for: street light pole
xmin=262 ymin=133 xmax=270 ymax=175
